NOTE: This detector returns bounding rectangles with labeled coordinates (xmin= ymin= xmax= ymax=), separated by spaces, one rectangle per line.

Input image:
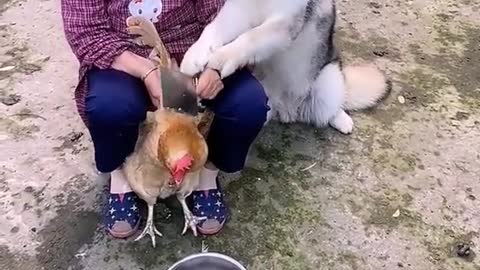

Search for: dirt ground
xmin=1 ymin=0 xmax=479 ymax=269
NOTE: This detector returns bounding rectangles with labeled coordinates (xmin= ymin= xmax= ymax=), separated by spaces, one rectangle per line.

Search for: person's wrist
xmin=137 ymin=58 xmax=156 ymax=79
xmin=112 ymin=51 xmax=157 ymax=79
xmin=207 ymin=68 xmax=221 ymax=78
xmin=144 ymin=69 xmax=161 ymax=93
xmin=141 ymin=66 xmax=159 ymax=82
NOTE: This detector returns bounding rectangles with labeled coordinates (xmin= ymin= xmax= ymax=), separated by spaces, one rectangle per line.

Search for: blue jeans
xmin=85 ymin=68 xmax=269 ymax=173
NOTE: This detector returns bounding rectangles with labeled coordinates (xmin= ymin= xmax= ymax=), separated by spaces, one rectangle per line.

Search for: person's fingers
xmin=149 ymin=95 xmax=158 ymax=108
xmin=199 ymin=79 xmax=216 ymax=99
xmin=196 ymin=74 xmax=208 ymax=96
xmin=208 ymin=82 xmax=221 ymax=99
xmin=197 ymin=85 xmax=209 ymax=99
xmin=203 ymin=90 xmax=214 ymax=99
xmin=217 ymin=81 xmax=224 ymax=91
xmin=157 ymin=95 xmax=164 ymax=107
xmin=208 ymin=82 xmax=223 ymax=99
xmin=205 ymin=84 xmax=222 ymax=100
xmin=196 ymin=70 xmax=224 ymax=99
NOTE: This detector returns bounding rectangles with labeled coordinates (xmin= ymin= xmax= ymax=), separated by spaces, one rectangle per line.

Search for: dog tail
xmin=342 ymin=63 xmax=391 ymax=111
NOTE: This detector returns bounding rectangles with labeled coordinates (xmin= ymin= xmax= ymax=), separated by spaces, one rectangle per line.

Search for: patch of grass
xmin=336 ymin=25 xmax=401 ymax=62
xmin=372 ymin=150 xmax=421 ymax=175
xmin=410 ymin=22 xmax=480 ymax=110
xmin=396 ymin=68 xmax=450 ymax=107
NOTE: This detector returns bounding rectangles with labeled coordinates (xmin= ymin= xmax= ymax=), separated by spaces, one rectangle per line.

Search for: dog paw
xmin=180 ymin=40 xmax=219 ymax=76
xmin=207 ymin=46 xmax=245 ymax=78
xmin=180 ymin=42 xmax=209 ymax=76
xmin=329 ymin=110 xmax=353 ymax=134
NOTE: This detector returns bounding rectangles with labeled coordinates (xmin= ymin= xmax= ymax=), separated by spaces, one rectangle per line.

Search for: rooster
xmin=122 ymin=16 xmax=214 ymax=247
xmin=123 ymin=109 xmax=209 ymax=247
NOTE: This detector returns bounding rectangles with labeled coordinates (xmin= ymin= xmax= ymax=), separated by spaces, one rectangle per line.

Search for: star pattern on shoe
xmin=104 ymin=192 xmax=140 ymax=234
xmin=191 ymin=188 xmax=229 ymax=234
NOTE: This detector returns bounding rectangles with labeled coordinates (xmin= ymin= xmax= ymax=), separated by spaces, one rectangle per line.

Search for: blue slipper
xmin=104 ymin=192 xmax=141 ymax=238
xmin=191 ymin=185 xmax=229 ymax=235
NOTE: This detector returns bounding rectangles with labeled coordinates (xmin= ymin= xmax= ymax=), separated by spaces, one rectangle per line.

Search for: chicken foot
xmin=177 ymin=195 xmax=207 ymax=236
xmin=135 ymin=204 xmax=162 ymax=247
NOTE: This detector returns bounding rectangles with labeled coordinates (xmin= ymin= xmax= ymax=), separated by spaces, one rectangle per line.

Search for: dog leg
xmin=207 ymin=18 xmax=293 ymax=78
xmin=329 ymin=110 xmax=354 ymax=134
xmin=180 ymin=1 xmax=254 ymax=76
xmin=301 ymin=62 xmax=346 ymax=131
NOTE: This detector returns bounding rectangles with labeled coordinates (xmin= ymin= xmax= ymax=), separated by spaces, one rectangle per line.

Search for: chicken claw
xmin=178 ymin=196 xmax=206 ymax=236
xmin=182 ymin=210 xmax=207 ymax=236
xmin=135 ymin=204 xmax=162 ymax=247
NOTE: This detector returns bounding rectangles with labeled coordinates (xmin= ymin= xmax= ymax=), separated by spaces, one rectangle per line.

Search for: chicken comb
xmin=174 ymin=154 xmax=193 ymax=174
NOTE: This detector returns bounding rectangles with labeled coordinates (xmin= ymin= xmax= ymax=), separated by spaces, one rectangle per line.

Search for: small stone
xmin=467 ymin=194 xmax=476 ymax=201
xmin=69 ymin=132 xmax=84 ymax=142
xmin=10 ymin=226 xmax=20 ymax=233
xmin=397 ymin=262 xmax=404 ymax=267
xmin=456 ymin=243 xmax=471 ymax=258
xmin=373 ymin=50 xmax=388 ymax=57
xmin=451 ymin=120 xmax=461 ymax=127
xmin=31 ymin=227 xmax=37 ymax=232
xmin=1 ymin=94 xmax=21 ymax=106
xmin=398 ymin=96 xmax=406 ymax=104
xmin=455 ymin=111 xmax=470 ymax=120
xmin=30 ymin=54 xmax=51 ymax=64
xmin=392 ymin=209 xmax=401 ymax=218
xmin=0 ymin=66 xmax=15 ymax=72
xmin=368 ymin=2 xmax=382 ymax=9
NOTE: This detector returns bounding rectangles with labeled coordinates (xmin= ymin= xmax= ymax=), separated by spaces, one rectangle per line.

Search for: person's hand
xmin=196 ymin=68 xmax=224 ymax=100
xmin=111 ymin=51 xmax=164 ymax=108
xmin=143 ymin=68 xmax=163 ymax=108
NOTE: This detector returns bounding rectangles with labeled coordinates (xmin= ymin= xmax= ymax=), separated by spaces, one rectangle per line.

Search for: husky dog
xmin=180 ymin=0 xmax=390 ymax=134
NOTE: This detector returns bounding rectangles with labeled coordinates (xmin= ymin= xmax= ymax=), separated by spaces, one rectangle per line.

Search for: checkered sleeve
xmin=60 ymin=0 xmax=132 ymax=69
xmin=195 ymin=0 xmax=224 ymax=25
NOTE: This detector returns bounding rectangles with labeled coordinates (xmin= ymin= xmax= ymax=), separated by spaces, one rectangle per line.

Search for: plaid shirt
xmin=61 ymin=0 xmax=224 ymax=124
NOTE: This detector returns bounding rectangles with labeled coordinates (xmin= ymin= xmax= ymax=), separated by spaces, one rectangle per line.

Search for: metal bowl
xmin=167 ymin=252 xmax=247 ymax=270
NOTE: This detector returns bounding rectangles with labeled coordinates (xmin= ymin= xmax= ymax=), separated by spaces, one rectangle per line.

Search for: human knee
xmin=86 ymin=70 xmax=148 ymax=127
xmin=226 ymin=71 xmax=270 ymax=128
xmin=237 ymin=90 xmax=269 ymax=128
xmin=87 ymin=96 xmax=147 ymax=127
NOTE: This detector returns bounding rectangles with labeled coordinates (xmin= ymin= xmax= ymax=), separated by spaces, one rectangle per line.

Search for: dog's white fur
xmin=180 ymin=0 xmax=390 ymax=134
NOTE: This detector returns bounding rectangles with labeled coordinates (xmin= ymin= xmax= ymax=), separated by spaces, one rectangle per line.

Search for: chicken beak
xmin=170 ymin=166 xmax=188 ymax=186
